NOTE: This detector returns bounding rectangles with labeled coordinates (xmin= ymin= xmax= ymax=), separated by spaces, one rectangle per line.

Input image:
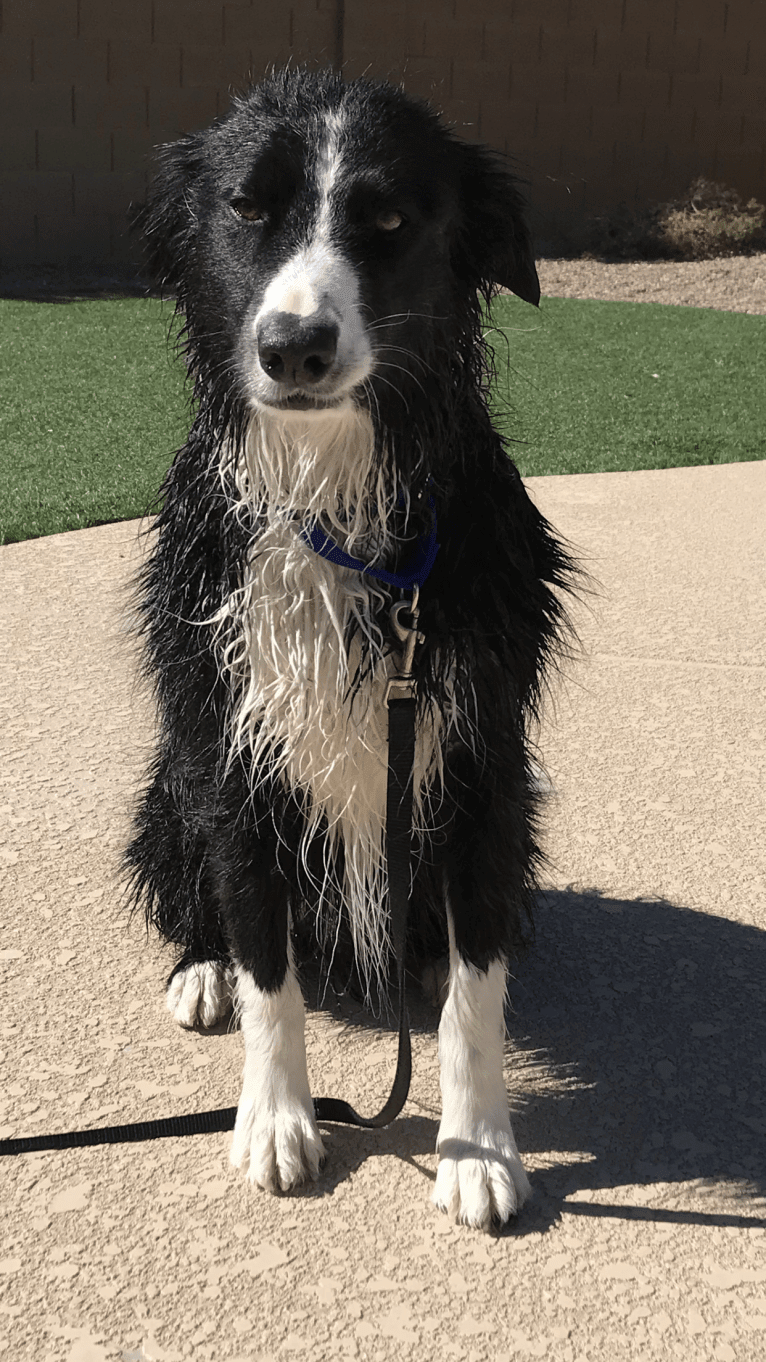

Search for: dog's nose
xmin=256 ymin=313 xmax=338 ymax=386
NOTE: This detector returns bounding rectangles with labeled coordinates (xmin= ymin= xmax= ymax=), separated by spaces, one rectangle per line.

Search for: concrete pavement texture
xmin=1 ymin=459 xmax=765 ymax=1361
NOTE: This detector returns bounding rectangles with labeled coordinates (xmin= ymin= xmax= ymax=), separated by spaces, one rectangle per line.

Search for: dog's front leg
xmin=211 ymin=815 xmax=325 ymax=1191
xmin=433 ymin=909 xmax=531 ymax=1230
xmin=230 ymin=955 xmax=325 ymax=1191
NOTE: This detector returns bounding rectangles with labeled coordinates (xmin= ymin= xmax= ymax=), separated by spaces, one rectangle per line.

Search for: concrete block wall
xmin=1 ymin=0 xmax=764 ymax=266
xmin=349 ymin=0 xmax=766 ymax=248
xmin=0 ymin=0 xmax=337 ymax=266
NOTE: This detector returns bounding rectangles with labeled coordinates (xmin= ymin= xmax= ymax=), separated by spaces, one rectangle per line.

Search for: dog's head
xmin=133 ymin=68 xmax=539 ymax=425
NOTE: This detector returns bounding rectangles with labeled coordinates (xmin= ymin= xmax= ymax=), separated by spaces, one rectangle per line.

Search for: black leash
xmin=0 ymin=1107 xmax=241 ymax=1155
xmin=312 ymin=691 xmax=414 ymax=1128
xmin=0 ymin=594 xmax=422 ymax=1158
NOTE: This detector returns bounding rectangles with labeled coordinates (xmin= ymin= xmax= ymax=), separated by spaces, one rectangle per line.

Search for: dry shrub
xmin=584 ymin=178 xmax=766 ymax=261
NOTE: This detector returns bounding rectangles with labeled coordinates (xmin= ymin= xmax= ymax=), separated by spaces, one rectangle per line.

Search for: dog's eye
xmin=376 ymin=210 xmax=404 ymax=232
xmin=231 ymin=199 xmax=265 ymax=223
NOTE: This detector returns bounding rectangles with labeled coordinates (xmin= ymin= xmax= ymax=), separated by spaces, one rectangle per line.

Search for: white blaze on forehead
xmin=254 ymin=108 xmax=348 ymax=325
xmin=316 ymin=109 xmax=345 ymax=216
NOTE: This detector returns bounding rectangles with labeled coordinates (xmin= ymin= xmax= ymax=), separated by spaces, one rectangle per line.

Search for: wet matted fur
xmin=125 ymin=68 xmax=576 ymax=1229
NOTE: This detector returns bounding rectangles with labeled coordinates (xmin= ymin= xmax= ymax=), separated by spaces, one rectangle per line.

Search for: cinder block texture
xmin=2 ymin=0 xmax=765 ymax=264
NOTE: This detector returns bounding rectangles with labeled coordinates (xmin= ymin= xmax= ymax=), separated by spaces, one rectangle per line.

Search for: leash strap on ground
xmin=0 ymin=700 xmax=416 ymax=1157
xmin=0 ymin=1108 xmax=240 ymax=1155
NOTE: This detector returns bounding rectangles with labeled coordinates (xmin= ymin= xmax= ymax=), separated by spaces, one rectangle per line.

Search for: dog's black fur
xmin=125 ymin=68 xmax=575 ymax=1224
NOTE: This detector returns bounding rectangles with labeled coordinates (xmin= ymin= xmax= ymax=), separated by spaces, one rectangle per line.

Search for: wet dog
xmin=126 ymin=68 xmax=574 ymax=1229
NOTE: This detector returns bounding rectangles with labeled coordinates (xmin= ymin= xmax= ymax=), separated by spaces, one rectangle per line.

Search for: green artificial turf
xmin=0 ymin=297 xmax=188 ymax=545
xmin=1 ymin=291 xmax=764 ymax=544
xmin=490 ymin=292 xmax=766 ymax=477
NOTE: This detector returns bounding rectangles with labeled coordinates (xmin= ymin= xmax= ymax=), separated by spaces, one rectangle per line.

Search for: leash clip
xmin=384 ymin=583 xmax=425 ymax=707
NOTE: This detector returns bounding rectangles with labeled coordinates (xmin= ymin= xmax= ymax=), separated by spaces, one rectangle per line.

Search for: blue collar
xmin=300 ymin=495 xmax=439 ymax=591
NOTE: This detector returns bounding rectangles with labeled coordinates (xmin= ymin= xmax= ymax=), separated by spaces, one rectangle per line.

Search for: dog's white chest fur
xmin=213 ymin=410 xmax=442 ymax=986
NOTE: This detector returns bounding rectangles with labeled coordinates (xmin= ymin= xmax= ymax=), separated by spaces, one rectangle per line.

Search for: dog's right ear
xmin=130 ymin=133 xmax=205 ymax=292
xmin=454 ymin=140 xmax=540 ymax=307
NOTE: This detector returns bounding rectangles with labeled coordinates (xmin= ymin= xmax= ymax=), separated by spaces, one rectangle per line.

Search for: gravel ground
xmin=536 ymin=253 xmax=766 ymax=314
xmin=3 ymin=254 xmax=766 ymax=313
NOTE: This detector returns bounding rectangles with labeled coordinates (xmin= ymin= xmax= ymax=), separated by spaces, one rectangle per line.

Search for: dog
xmin=126 ymin=67 xmax=574 ymax=1231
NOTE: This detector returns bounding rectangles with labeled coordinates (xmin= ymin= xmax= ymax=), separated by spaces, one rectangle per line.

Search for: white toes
xmin=166 ymin=961 xmax=233 ymax=1028
xmin=230 ymin=1096 xmax=325 ymax=1192
xmin=432 ymin=1132 xmax=532 ymax=1230
xmin=231 ymin=963 xmax=325 ymax=1194
xmin=435 ymin=947 xmax=531 ymax=1231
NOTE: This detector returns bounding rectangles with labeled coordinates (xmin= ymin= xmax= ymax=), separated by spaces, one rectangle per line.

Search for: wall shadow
xmin=0 ymin=265 xmax=154 ymax=302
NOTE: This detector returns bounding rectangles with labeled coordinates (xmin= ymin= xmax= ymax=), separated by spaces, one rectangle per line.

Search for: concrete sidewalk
xmin=1 ymin=461 xmax=764 ymax=1362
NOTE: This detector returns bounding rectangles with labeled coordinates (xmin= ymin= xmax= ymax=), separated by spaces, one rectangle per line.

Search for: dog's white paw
xmin=230 ymin=1092 xmax=325 ymax=1192
xmin=231 ymin=964 xmax=325 ymax=1193
xmin=435 ymin=955 xmax=532 ymax=1231
xmin=432 ymin=1123 xmax=532 ymax=1231
xmin=166 ymin=961 xmax=233 ymax=1028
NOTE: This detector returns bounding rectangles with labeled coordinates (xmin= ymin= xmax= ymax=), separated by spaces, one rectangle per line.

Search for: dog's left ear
xmin=454 ymin=141 xmax=540 ymax=306
xmin=129 ymin=131 xmax=206 ymax=294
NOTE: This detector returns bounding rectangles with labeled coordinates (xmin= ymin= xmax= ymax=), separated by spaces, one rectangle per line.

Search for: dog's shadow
xmin=294 ymin=887 xmax=766 ymax=1234
xmin=507 ymin=888 xmax=766 ymax=1231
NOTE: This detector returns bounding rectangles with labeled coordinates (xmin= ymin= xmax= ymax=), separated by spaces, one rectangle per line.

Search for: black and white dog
xmin=126 ymin=68 xmax=574 ymax=1231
